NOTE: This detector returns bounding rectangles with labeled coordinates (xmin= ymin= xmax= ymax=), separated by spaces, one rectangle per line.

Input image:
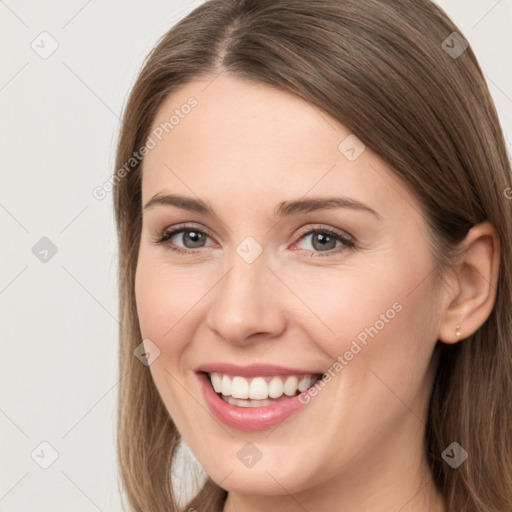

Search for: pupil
xmin=185 ymin=231 xmax=204 ymax=247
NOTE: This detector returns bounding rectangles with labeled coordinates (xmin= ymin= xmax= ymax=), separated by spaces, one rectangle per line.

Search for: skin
xmin=135 ymin=74 xmax=499 ymax=512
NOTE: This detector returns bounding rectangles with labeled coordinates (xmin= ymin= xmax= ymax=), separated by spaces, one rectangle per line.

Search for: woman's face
xmin=135 ymin=75 xmax=443 ymax=497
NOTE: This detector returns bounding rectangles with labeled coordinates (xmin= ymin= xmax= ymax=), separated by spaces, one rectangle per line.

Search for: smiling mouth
xmin=204 ymin=371 xmax=323 ymax=408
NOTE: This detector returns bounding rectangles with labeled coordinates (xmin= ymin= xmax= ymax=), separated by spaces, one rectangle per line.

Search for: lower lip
xmin=197 ymin=372 xmax=310 ymax=431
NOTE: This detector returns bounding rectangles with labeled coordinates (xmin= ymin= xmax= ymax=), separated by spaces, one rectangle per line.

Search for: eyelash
xmin=152 ymin=223 xmax=356 ymax=258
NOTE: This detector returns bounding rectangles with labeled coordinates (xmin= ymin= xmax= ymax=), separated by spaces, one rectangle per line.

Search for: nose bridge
xmin=206 ymin=241 xmax=285 ymax=343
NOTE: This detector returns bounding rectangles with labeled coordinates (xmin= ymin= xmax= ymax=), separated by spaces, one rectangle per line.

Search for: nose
xmin=206 ymin=250 xmax=287 ymax=345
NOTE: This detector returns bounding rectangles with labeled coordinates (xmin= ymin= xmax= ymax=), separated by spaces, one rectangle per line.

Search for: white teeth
xmin=210 ymin=373 xmax=222 ymax=393
xmin=221 ymin=374 xmax=232 ymax=396
xmin=298 ymin=375 xmax=312 ymax=392
xmin=249 ymin=377 xmax=268 ymax=399
xmin=283 ymin=376 xmax=299 ymax=396
xmin=223 ymin=396 xmax=276 ymax=408
xmin=268 ymin=376 xmax=283 ymax=398
xmin=208 ymin=372 xmax=318 ymax=400
xmin=231 ymin=376 xmax=249 ymax=399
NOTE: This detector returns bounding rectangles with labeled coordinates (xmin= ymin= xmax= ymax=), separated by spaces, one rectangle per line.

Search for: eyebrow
xmin=143 ymin=193 xmax=382 ymax=219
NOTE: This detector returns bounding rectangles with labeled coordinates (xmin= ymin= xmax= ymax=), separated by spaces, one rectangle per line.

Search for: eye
xmin=292 ymin=226 xmax=355 ymax=256
xmin=152 ymin=223 xmax=355 ymax=257
xmin=152 ymin=224 xmax=214 ymax=254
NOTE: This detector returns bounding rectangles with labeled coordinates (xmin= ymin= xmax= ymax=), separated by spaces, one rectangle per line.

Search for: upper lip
xmin=195 ymin=362 xmax=323 ymax=378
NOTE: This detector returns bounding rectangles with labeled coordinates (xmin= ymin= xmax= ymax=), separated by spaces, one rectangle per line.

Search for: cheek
xmin=134 ymin=250 xmax=205 ymax=429
xmin=134 ymin=250 xmax=201 ymax=356
xmin=295 ymin=250 xmax=438 ymax=399
xmin=284 ymin=264 xmax=411 ymax=358
xmin=319 ymin=240 xmax=438 ymax=365
xmin=343 ymin=277 xmax=438 ymax=424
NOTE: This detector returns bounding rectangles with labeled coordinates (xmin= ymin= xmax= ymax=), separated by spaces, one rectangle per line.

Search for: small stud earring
xmin=455 ymin=325 xmax=462 ymax=338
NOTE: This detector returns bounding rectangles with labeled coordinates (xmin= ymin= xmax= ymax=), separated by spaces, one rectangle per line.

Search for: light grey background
xmin=1 ymin=1 xmax=511 ymax=510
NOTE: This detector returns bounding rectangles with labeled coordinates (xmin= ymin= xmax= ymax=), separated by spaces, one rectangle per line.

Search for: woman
xmin=113 ymin=1 xmax=512 ymax=510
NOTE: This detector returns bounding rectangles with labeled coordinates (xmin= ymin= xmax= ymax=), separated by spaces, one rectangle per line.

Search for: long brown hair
xmin=113 ymin=1 xmax=512 ymax=510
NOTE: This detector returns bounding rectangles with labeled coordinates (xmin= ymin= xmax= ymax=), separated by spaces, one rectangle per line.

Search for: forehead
xmin=140 ymin=74 xmax=420 ymax=224
xmin=145 ymin=74 xmax=344 ymax=165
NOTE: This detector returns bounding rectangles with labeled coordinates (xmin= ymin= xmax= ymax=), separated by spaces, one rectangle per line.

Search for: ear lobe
xmin=437 ymin=221 xmax=500 ymax=344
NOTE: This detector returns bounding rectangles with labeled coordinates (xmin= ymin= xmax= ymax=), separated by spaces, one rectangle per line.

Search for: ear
xmin=437 ymin=221 xmax=500 ymax=344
